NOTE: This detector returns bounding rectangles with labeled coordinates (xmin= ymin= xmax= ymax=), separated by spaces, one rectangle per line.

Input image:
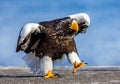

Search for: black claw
xmin=81 ymin=60 xmax=84 ymax=62
xmin=54 ymin=73 xmax=61 ymax=77
xmin=81 ymin=60 xmax=88 ymax=65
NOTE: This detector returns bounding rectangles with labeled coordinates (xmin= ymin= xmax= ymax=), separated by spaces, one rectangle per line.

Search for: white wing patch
xmin=19 ymin=23 xmax=40 ymax=44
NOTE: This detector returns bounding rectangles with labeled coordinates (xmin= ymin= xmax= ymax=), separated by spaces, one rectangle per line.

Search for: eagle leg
xmin=43 ymin=56 xmax=58 ymax=78
xmin=44 ymin=71 xmax=57 ymax=78
xmin=73 ymin=61 xmax=86 ymax=73
xmin=67 ymin=52 xmax=86 ymax=73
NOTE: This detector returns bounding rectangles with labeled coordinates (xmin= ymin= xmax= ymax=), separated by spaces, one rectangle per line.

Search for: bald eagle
xmin=16 ymin=13 xmax=90 ymax=78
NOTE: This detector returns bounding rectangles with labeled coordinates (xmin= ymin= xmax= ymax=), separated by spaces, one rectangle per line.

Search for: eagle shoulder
xmin=16 ymin=23 xmax=45 ymax=53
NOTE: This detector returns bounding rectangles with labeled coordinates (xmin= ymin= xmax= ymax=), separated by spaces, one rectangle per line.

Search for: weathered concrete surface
xmin=0 ymin=66 xmax=120 ymax=84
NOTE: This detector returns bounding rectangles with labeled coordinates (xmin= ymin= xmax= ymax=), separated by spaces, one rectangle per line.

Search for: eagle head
xmin=69 ymin=13 xmax=90 ymax=34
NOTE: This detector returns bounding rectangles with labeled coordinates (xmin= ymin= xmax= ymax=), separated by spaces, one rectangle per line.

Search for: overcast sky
xmin=0 ymin=0 xmax=120 ymax=66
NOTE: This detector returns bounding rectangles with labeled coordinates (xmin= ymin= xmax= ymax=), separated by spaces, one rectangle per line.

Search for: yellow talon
xmin=44 ymin=71 xmax=57 ymax=78
xmin=73 ymin=61 xmax=86 ymax=73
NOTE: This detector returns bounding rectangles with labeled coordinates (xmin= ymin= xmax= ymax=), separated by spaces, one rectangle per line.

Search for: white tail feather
xmin=22 ymin=52 xmax=43 ymax=75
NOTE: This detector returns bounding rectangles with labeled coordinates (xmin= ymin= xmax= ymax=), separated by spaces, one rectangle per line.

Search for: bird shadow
xmin=0 ymin=75 xmax=43 ymax=78
xmin=0 ymin=73 xmax=63 ymax=78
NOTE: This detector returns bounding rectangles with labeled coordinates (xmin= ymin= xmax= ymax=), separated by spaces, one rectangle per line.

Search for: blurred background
xmin=0 ymin=0 xmax=120 ymax=66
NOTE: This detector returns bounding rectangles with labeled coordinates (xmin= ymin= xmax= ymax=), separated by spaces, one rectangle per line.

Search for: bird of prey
xmin=16 ymin=13 xmax=90 ymax=78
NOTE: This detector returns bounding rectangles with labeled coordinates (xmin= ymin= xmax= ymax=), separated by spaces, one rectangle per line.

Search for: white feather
xmin=69 ymin=13 xmax=90 ymax=26
xmin=67 ymin=52 xmax=81 ymax=64
xmin=22 ymin=52 xmax=43 ymax=75
xmin=43 ymin=56 xmax=53 ymax=75
xmin=19 ymin=23 xmax=40 ymax=44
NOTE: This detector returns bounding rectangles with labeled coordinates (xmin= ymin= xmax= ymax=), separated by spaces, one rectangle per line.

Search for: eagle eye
xmin=80 ymin=22 xmax=85 ymax=25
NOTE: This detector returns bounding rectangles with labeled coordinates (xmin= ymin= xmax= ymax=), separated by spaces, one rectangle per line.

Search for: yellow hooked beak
xmin=69 ymin=20 xmax=79 ymax=32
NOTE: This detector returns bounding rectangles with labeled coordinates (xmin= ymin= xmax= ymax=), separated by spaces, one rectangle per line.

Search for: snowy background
xmin=0 ymin=0 xmax=120 ymax=66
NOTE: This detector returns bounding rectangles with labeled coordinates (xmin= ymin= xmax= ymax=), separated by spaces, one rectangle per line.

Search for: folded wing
xmin=16 ymin=23 xmax=44 ymax=53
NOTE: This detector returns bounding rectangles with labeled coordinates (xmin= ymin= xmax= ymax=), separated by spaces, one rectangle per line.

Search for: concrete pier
xmin=0 ymin=66 xmax=120 ymax=84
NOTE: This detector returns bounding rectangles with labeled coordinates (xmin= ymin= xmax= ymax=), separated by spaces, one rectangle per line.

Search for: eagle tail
xmin=22 ymin=52 xmax=43 ymax=75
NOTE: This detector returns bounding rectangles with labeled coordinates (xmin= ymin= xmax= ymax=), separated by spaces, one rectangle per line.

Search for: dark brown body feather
xmin=16 ymin=17 xmax=82 ymax=61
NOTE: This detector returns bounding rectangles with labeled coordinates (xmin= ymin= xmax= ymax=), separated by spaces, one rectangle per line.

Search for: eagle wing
xmin=16 ymin=23 xmax=45 ymax=53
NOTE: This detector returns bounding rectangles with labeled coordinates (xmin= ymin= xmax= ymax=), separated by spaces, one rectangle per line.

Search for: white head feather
xmin=69 ymin=13 xmax=90 ymax=26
